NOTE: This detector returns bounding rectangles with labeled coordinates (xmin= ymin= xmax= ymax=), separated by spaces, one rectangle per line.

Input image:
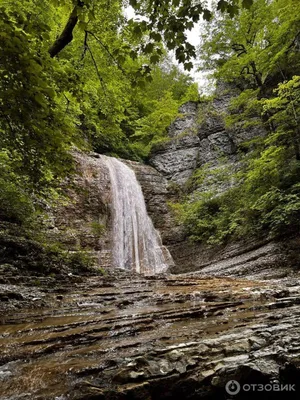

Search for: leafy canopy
xmin=175 ymin=0 xmax=300 ymax=244
xmin=0 ymin=0 xmax=200 ymax=226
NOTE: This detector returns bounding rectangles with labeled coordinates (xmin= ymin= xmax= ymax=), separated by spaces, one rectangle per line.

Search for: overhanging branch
xmin=49 ymin=1 xmax=84 ymax=58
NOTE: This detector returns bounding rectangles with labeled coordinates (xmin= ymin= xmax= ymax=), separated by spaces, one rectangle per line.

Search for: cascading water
xmin=103 ymin=156 xmax=170 ymax=275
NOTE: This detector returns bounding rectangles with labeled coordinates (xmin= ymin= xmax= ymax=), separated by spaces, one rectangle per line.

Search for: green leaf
xmin=150 ymin=31 xmax=162 ymax=42
xmin=217 ymin=0 xmax=227 ymax=13
xmin=166 ymin=40 xmax=176 ymax=50
xmin=117 ymin=54 xmax=125 ymax=64
xmin=145 ymin=75 xmax=153 ymax=83
xmin=129 ymin=0 xmax=137 ymax=8
xmin=150 ymin=54 xmax=160 ymax=64
xmin=144 ymin=43 xmax=154 ymax=54
xmin=184 ymin=62 xmax=193 ymax=71
xmin=133 ymin=24 xmax=142 ymax=36
xmin=242 ymin=0 xmax=253 ymax=9
xmin=227 ymin=4 xmax=239 ymax=17
xmin=34 ymin=93 xmax=46 ymax=107
xmin=203 ymin=9 xmax=212 ymax=21
xmin=78 ymin=20 xmax=88 ymax=30
xmin=130 ymin=50 xmax=138 ymax=60
xmin=177 ymin=53 xmax=185 ymax=63
xmin=88 ymin=10 xmax=95 ymax=20
xmin=136 ymin=80 xmax=146 ymax=89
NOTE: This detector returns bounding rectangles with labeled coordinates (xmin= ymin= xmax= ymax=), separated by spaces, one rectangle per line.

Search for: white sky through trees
xmin=124 ymin=0 xmax=215 ymax=94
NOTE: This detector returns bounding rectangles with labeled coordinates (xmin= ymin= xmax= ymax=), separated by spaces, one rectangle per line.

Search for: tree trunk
xmin=49 ymin=2 xmax=83 ymax=58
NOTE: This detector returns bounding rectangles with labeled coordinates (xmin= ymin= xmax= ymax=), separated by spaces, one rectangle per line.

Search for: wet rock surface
xmin=148 ymin=89 xmax=265 ymax=187
xmin=50 ymin=152 xmax=113 ymax=269
xmin=149 ymin=102 xmax=200 ymax=185
xmin=169 ymin=236 xmax=300 ymax=278
xmin=1 ymin=270 xmax=300 ymax=399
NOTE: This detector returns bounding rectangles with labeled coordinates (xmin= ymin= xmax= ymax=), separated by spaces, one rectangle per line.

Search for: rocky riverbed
xmin=1 ymin=269 xmax=300 ymax=400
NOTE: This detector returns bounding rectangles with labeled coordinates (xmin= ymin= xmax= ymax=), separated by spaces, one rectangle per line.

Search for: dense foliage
xmin=176 ymin=0 xmax=300 ymax=244
xmin=0 ymin=0 xmax=202 ymax=227
xmin=2 ymin=0 xmax=279 ymax=257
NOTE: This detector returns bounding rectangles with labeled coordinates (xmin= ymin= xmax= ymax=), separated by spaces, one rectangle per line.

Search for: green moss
xmin=90 ymin=221 xmax=106 ymax=237
xmin=96 ymin=267 xmax=107 ymax=275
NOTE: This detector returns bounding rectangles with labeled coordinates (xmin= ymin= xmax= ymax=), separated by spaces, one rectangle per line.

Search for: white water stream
xmin=103 ymin=156 xmax=170 ymax=275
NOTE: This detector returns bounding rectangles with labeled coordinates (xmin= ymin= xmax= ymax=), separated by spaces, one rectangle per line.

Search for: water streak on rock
xmin=103 ymin=156 xmax=170 ymax=274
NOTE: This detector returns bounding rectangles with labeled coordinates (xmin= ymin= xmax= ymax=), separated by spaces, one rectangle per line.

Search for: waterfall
xmin=103 ymin=156 xmax=170 ymax=275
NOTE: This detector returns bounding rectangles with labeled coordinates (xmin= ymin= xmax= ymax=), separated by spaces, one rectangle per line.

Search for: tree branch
xmin=85 ymin=30 xmax=126 ymax=74
xmin=63 ymin=93 xmax=71 ymax=113
xmin=287 ymin=30 xmax=300 ymax=52
xmin=85 ymin=36 xmax=107 ymax=94
xmin=240 ymin=61 xmax=262 ymax=88
xmin=49 ymin=1 xmax=84 ymax=58
xmin=232 ymin=43 xmax=247 ymax=57
xmin=81 ymin=30 xmax=89 ymax=60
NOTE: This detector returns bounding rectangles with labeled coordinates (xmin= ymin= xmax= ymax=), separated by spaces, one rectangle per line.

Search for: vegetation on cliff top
xmin=4 ymin=0 xmax=297 ymax=257
xmin=176 ymin=0 xmax=300 ymax=244
xmin=1 ymin=0 xmax=253 ymax=271
xmin=0 ymin=0 xmax=202 ymax=230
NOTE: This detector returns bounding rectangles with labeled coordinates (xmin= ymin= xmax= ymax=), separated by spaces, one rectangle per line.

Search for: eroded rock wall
xmin=169 ymin=236 xmax=300 ymax=279
xmin=50 ymin=152 xmax=175 ymax=271
xmin=149 ymin=84 xmax=265 ymax=189
xmin=47 ymin=83 xmax=300 ymax=278
xmin=49 ymin=152 xmax=113 ymax=268
xmin=143 ymin=85 xmax=300 ymax=277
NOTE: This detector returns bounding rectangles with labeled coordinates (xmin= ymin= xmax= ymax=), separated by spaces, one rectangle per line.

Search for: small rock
xmin=129 ymin=371 xmax=145 ymax=380
xmin=249 ymin=336 xmax=267 ymax=351
xmin=201 ymin=369 xmax=215 ymax=378
xmin=168 ymin=349 xmax=184 ymax=361
xmin=0 ymin=370 xmax=12 ymax=379
xmin=225 ymin=339 xmax=250 ymax=355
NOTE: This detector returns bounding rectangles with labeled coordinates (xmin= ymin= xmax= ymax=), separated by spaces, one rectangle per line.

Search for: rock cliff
xmin=41 ymin=84 xmax=300 ymax=278
xmin=145 ymin=85 xmax=300 ymax=278
xmin=49 ymin=152 xmax=113 ymax=269
xmin=1 ymin=270 xmax=300 ymax=399
xmin=47 ymin=82 xmax=300 ymax=278
xmin=149 ymin=84 xmax=264 ymax=188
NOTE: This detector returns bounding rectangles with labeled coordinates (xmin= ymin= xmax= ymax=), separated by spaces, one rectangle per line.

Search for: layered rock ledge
xmin=1 ymin=269 xmax=300 ymax=399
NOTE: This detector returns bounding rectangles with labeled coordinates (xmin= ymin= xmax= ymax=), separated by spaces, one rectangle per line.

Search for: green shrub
xmin=0 ymin=178 xmax=35 ymax=225
xmin=90 ymin=221 xmax=106 ymax=237
xmin=173 ymin=144 xmax=300 ymax=244
xmin=66 ymin=251 xmax=94 ymax=272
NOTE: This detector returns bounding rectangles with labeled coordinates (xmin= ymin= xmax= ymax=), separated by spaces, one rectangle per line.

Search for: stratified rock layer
xmin=50 ymin=152 xmax=113 ymax=268
xmin=149 ymin=85 xmax=266 ymax=188
xmin=150 ymin=102 xmax=200 ymax=185
xmin=1 ymin=270 xmax=300 ymax=399
xmin=48 ymin=151 xmax=300 ymax=278
xmin=144 ymin=86 xmax=300 ymax=277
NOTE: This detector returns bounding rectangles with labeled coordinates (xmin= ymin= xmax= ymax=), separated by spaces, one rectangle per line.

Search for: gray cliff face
xmin=149 ymin=102 xmax=200 ymax=185
xmin=50 ymin=152 xmax=113 ymax=268
xmin=142 ymin=87 xmax=299 ymax=278
xmin=149 ymin=85 xmax=265 ymax=190
xmin=47 ymin=85 xmax=299 ymax=278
